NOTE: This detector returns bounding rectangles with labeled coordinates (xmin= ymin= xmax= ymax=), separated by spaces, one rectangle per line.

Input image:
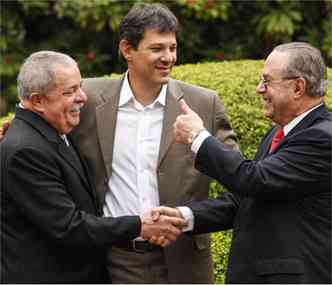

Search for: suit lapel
xmin=96 ymin=77 xmax=123 ymax=179
xmin=68 ymin=136 xmax=100 ymax=208
xmin=15 ymin=108 xmax=96 ymax=201
xmin=259 ymin=104 xmax=328 ymax=158
xmin=285 ymin=104 xmax=328 ymax=138
xmin=158 ymin=80 xmax=184 ymax=167
xmin=57 ymin=140 xmax=91 ymax=192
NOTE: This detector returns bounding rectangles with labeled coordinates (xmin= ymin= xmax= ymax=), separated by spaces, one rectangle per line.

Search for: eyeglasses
xmin=259 ymin=76 xmax=300 ymax=88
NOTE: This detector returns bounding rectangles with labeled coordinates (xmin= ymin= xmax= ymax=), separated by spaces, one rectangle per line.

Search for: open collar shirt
xmin=103 ymin=73 xmax=167 ymax=218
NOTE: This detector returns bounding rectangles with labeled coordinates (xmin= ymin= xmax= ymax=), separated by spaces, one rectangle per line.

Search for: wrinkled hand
xmin=0 ymin=120 xmax=10 ymax=141
xmin=147 ymin=206 xmax=186 ymax=246
xmin=140 ymin=209 xmax=187 ymax=247
xmin=151 ymin=206 xmax=183 ymax=220
xmin=174 ymin=99 xmax=205 ymax=144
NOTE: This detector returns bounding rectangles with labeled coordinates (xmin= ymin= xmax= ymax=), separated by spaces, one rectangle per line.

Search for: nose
xmin=161 ymin=49 xmax=176 ymax=63
xmin=76 ymin=87 xmax=87 ymax=103
xmin=256 ymin=80 xmax=265 ymax=94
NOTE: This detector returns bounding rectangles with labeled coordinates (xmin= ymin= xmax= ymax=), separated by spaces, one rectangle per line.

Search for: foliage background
xmin=1 ymin=60 xmax=331 ymax=283
xmin=1 ymin=0 xmax=332 ymax=282
xmin=1 ymin=0 xmax=332 ymax=116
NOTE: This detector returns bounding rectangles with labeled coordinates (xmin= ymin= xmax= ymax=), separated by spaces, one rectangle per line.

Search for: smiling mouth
xmin=262 ymin=95 xmax=271 ymax=102
xmin=70 ymin=103 xmax=84 ymax=113
xmin=156 ymin=67 xmax=171 ymax=75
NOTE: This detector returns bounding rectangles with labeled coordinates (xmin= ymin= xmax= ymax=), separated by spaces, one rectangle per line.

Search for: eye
xmin=63 ymin=91 xmax=74 ymax=97
xmin=62 ymin=86 xmax=78 ymax=97
xmin=151 ymin=47 xmax=162 ymax=52
xmin=261 ymin=77 xmax=269 ymax=84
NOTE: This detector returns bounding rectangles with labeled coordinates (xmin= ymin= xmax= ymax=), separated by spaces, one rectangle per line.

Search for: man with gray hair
xmin=154 ymin=42 xmax=331 ymax=283
xmin=0 ymin=51 xmax=186 ymax=283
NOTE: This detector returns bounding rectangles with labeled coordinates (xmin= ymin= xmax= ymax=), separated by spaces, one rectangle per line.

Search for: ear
xmin=293 ymin=77 xmax=306 ymax=100
xmin=119 ymin=39 xmax=133 ymax=62
xmin=30 ymin=92 xmax=46 ymax=113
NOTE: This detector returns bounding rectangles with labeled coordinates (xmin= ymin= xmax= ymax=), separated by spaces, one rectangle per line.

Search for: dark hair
xmin=118 ymin=3 xmax=178 ymax=50
xmin=273 ymin=42 xmax=328 ymax=97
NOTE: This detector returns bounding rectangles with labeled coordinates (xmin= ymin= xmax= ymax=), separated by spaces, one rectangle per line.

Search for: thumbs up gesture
xmin=174 ymin=99 xmax=205 ymax=144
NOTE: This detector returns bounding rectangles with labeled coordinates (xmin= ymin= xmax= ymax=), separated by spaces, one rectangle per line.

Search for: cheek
xmin=172 ymin=54 xmax=177 ymax=63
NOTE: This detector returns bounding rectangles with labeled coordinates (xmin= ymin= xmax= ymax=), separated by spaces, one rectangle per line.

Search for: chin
xmin=263 ymin=110 xmax=272 ymax=120
xmin=160 ymin=76 xmax=170 ymax=84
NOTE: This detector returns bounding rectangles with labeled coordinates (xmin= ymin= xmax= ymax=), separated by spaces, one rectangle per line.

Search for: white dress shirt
xmin=103 ymin=73 xmax=167 ymax=219
xmin=179 ymin=103 xmax=323 ymax=231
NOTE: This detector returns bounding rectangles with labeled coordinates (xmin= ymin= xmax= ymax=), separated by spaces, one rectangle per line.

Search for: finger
xmin=163 ymin=228 xmax=182 ymax=242
xmin=150 ymin=209 xmax=161 ymax=222
xmin=148 ymin=235 xmax=158 ymax=244
xmin=167 ymin=216 xmax=188 ymax=228
xmin=140 ymin=212 xmax=154 ymax=225
xmin=3 ymin=121 xmax=10 ymax=129
xmin=154 ymin=206 xmax=181 ymax=218
xmin=174 ymin=134 xmax=184 ymax=144
xmin=162 ymin=224 xmax=182 ymax=237
xmin=179 ymin=99 xmax=192 ymax=115
xmin=164 ymin=232 xmax=178 ymax=242
xmin=160 ymin=238 xmax=172 ymax=247
xmin=159 ymin=209 xmax=183 ymax=220
xmin=154 ymin=236 xmax=166 ymax=246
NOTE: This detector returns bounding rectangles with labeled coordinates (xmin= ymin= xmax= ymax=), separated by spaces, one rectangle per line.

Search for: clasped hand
xmin=140 ymin=206 xmax=186 ymax=247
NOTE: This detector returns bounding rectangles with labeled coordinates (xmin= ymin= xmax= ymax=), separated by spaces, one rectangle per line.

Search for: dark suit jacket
xmin=71 ymin=76 xmax=238 ymax=283
xmin=0 ymin=108 xmax=141 ymax=284
xmin=189 ymin=104 xmax=331 ymax=283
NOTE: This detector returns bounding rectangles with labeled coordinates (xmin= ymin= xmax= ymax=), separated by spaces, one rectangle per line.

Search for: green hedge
xmin=1 ymin=60 xmax=331 ymax=283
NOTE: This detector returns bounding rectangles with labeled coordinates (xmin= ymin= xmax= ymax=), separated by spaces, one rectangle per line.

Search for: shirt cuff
xmin=177 ymin=206 xmax=194 ymax=232
xmin=191 ymin=130 xmax=211 ymax=154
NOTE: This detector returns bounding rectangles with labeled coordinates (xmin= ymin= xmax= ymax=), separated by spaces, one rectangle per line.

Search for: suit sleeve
xmin=6 ymin=147 xmax=141 ymax=246
xmin=195 ymin=127 xmax=331 ymax=201
xmin=188 ymin=191 xmax=240 ymax=234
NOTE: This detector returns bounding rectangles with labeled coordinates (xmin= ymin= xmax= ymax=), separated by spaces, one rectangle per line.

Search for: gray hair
xmin=273 ymin=42 xmax=328 ymax=97
xmin=17 ymin=51 xmax=77 ymax=99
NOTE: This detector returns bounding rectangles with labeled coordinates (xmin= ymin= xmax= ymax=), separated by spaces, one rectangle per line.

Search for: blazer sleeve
xmin=195 ymin=126 xmax=331 ymax=201
xmin=212 ymin=92 xmax=238 ymax=149
xmin=6 ymin=147 xmax=141 ymax=246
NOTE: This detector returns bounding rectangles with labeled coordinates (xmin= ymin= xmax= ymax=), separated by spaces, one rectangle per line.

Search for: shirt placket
xmin=136 ymin=107 xmax=151 ymax=214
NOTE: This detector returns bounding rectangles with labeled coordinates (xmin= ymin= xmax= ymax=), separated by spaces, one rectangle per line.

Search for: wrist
xmin=188 ymin=127 xmax=206 ymax=144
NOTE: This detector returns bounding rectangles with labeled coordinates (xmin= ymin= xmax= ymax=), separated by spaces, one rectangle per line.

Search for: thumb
xmin=179 ymin=99 xmax=193 ymax=115
xmin=151 ymin=208 xmax=161 ymax=221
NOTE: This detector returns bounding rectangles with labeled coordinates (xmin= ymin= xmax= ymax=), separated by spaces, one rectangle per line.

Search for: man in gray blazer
xmin=72 ymin=3 xmax=237 ymax=284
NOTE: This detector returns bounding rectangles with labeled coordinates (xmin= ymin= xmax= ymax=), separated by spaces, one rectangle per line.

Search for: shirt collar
xmin=60 ymin=134 xmax=70 ymax=146
xmin=283 ymin=103 xmax=323 ymax=136
xmin=119 ymin=72 xmax=167 ymax=108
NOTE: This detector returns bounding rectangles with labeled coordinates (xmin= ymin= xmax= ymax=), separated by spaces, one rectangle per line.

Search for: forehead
xmin=140 ymin=28 xmax=177 ymax=45
xmin=54 ymin=64 xmax=81 ymax=87
xmin=263 ymin=51 xmax=290 ymax=77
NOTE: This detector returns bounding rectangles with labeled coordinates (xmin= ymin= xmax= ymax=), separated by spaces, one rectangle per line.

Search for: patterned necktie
xmin=269 ymin=127 xmax=284 ymax=153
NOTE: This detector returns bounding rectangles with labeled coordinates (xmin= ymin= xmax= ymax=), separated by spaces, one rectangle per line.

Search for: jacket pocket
xmin=194 ymin=234 xmax=211 ymax=250
xmin=255 ymin=258 xmax=304 ymax=275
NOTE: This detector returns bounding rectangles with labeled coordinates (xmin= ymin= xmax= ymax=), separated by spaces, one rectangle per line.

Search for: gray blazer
xmin=72 ymin=76 xmax=237 ymax=283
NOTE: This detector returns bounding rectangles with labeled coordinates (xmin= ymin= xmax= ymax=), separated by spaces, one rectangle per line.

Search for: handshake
xmin=140 ymin=206 xmax=185 ymax=247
